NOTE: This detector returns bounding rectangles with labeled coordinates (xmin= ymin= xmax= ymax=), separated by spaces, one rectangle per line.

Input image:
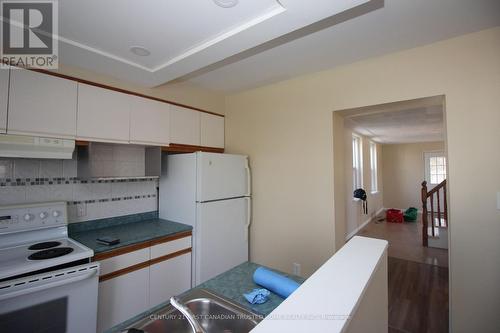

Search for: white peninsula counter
xmin=251 ymin=236 xmax=388 ymax=333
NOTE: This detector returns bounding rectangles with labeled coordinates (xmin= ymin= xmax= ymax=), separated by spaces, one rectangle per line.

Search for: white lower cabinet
xmin=96 ymin=235 xmax=192 ymax=332
xmin=97 ymin=267 xmax=149 ymax=333
xmin=149 ymin=252 xmax=192 ymax=308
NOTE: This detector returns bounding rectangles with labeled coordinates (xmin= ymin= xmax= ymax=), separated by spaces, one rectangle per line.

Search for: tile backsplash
xmin=0 ymin=156 xmax=158 ymax=223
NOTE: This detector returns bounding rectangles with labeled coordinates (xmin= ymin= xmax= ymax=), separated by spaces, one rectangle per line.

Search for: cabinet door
xmin=170 ymin=105 xmax=200 ymax=146
xmin=200 ymin=113 xmax=224 ymax=148
xmin=97 ymin=267 xmax=149 ymax=333
xmin=149 ymin=252 xmax=192 ymax=308
xmin=130 ymin=97 xmax=170 ymax=146
xmin=77 ymin=83 xmax=131 ymax=143
xmin=8 ymin=69 xmax=77 ymax=138
xmin=0 ymin=68 xmax=8 ymax=133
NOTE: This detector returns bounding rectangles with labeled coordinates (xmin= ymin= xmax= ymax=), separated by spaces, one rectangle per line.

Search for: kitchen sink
xmin=123 ymin=288 xmax=263 ymax=333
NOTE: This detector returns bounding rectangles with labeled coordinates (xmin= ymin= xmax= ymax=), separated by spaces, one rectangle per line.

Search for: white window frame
xmin=424 ymin=151 xmax=447 ymax=185
xmin=352 ymin=134 xmax=363 ymax=192
xmin=369 ymin=141 xmax=378 ymax=193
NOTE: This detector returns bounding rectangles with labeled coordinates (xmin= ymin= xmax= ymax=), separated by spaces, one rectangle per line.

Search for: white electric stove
xmin=0 ymin=201 xmax=99 ymax=333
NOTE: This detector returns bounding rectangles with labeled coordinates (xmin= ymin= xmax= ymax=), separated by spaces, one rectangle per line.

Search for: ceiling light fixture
xmin=213 ymin=0 xmax=239 ymax=8
xmin=130 ymin=46 xmax=151 ymax=57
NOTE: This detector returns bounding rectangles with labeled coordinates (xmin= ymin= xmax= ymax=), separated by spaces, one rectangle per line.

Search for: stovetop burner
xmin=28 ymin=247 xmax=74 ymax=260
xmin=28 ymin=241 xmax=62 ymax=250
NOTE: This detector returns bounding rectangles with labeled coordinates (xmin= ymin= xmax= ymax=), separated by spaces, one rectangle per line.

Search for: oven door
xmin=0 ymin=262 xmax=99 ymax=333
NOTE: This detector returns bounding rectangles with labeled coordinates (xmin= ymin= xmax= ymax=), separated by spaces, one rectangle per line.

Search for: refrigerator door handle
xmin=245 ymin=197 xmax=251 ymax=241
xmin=245 ymin=163 xmax=251 ymax=196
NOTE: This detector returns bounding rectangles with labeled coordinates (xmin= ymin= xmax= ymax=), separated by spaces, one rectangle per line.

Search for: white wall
xmin=382 ymin=141 xmax=445 ymax=209
xmin=343 ymin=119 xmax=383 ymax=239
xmin=225 ymin=27 xmax=500 ymax=332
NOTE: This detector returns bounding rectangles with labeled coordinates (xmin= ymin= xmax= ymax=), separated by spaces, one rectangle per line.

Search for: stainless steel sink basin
xmin=124 ymin=289 xmax=263 ymax=333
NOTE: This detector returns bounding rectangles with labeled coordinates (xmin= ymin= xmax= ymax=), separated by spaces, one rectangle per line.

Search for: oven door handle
xmin=0 ymin=266 xmax=99 ymax=301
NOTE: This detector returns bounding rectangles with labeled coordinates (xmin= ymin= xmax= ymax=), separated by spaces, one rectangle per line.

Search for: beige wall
xmin=382 ymin=141 xmax=444 ymax=209
xmin=344 ymin=119 xmax=384 ymax=238
xmin=51 ymin=64 xmax=226 ymax=114
xmin=225 ymin=27 xmax=500 ymax=332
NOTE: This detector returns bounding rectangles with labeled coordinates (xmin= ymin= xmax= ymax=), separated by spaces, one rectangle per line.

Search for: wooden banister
xmin=421 ymin=179 xmax=448 ymax=247
xmin=421 ymin=181 xmax=429 ymax=247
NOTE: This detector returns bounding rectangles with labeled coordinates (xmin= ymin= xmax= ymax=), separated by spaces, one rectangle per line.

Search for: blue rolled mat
xmin=253 ymin=267 xmax=300 ymax=298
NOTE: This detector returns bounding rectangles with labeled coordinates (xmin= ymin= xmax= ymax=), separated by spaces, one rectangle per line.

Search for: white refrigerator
xmin=159 ymin=152 xmax=251 ymax=286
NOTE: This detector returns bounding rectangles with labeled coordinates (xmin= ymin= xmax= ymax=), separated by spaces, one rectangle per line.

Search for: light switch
xmin=497 ymin=192 xmax=500 ymax=210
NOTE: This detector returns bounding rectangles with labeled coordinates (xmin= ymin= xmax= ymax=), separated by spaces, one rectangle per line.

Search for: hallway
xmin=357 ymin=214 xmax=448 ymax=268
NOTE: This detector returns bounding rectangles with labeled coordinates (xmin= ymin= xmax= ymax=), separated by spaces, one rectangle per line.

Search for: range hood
xmin=0 ymin=134 xmax=75 ymax=159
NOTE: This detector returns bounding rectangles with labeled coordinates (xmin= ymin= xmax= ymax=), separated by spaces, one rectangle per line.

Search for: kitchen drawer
xmin=98 ymin=248 xmax=149 ymax=276
xmin=150 ymin=236 xmax=191 ymax=260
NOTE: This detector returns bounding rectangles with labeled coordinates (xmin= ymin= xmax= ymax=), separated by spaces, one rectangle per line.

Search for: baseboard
xmin=387 ymin=207 xmax=423 ymax=214
xmin=346 ymin=207 xmax=385 ymax=241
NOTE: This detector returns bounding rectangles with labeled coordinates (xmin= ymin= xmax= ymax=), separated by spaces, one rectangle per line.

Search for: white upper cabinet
xmin=169 ymin=105 xmax=200 ymax=146
xmin=77 ymin=83 xmax=132 ymax=143
xmin=200 ymin=113 xmax=224 ymax=148
xmin=130 ymin=97 xmax=170 ymax=146
xmin=0 ymin=68 xmax=9 ymax=133
xmin=8 ymin=69 xmax=77 ymax=138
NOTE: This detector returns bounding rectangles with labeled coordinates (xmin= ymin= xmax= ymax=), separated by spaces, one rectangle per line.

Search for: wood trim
xmin=3 ymin=62 xmax=224 ymax=117
xmin=149 ymin=230 xmax=193 ymax=246
xmin=99 ymin=260 xmax=151 ymax=282
xmin=93 ymin=231 xmax=192 ymax=261
xmin=149 ymin=248 xmax=192 ymax=266
xmin=426 ymin=179 xmax=447 ymax=197
xmin=99 ymin=248 xmax=192 ymax=282
xmin=75 ymin=140 xmax=89 ymax=147
xmin=162 ymin=143 xmax=224 ymax=154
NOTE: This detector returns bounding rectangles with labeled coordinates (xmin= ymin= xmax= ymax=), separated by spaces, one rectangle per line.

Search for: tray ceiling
xmin=56 ymin=0 xmax=371 ymax=86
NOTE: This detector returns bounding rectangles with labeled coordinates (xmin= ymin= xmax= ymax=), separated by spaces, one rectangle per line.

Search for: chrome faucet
xmin=170 ymin=296 xmax=206 ymax=333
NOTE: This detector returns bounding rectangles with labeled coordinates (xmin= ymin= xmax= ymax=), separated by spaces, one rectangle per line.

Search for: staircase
xmin=421 ymin=180 xmax=448 ymax=249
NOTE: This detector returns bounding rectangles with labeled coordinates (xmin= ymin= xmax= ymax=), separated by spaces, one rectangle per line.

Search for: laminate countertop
xmin=68 ymin=212 xmax=192 ymax=255
xmin=106 ymin=261 xmax=305 ymax=333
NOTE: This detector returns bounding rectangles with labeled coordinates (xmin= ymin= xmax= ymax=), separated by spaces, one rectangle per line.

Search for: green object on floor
xmin=404 ymin=207 xmax=418 ymax=222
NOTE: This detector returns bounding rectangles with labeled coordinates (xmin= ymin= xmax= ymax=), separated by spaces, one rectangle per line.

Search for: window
xmin=424 ymin=152 xmax=447 ymax=185
xmin=352 ymin=134 xmax=363 ymax=191
xmin=369 ymin=141 xmax=378 ymax=193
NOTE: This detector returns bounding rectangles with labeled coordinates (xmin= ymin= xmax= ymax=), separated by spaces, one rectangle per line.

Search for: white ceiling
xmin=55 ymin=0 xmax=372 ymax=87
xmin=184 ymin=0 xmax=500 ymax=92
xmin=347 ymin=105 xmax=444 ymax=144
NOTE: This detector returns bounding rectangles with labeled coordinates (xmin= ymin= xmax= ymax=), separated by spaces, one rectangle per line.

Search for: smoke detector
xmin=213 ymin=0 xmax=239 ymax=8
xmin=130 ymin=46 xmax=151 ymax=57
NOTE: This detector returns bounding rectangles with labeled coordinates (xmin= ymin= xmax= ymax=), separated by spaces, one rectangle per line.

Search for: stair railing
xmin=421 ymin=179 xmax=447 ymax=247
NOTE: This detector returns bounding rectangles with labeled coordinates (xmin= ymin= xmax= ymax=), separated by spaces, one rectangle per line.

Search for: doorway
xmin=332 ymin=95 xmax=449 ymax=333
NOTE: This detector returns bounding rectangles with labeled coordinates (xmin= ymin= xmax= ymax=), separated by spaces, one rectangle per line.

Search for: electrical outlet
xmin=76 ymin=203 xmax=87 ymax=217
xmin=292 ymin=262 xmax=301 ymax=276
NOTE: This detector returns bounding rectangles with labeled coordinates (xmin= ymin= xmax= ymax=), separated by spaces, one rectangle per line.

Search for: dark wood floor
xmin=388 ymin=257 xmax=449 ymax=333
